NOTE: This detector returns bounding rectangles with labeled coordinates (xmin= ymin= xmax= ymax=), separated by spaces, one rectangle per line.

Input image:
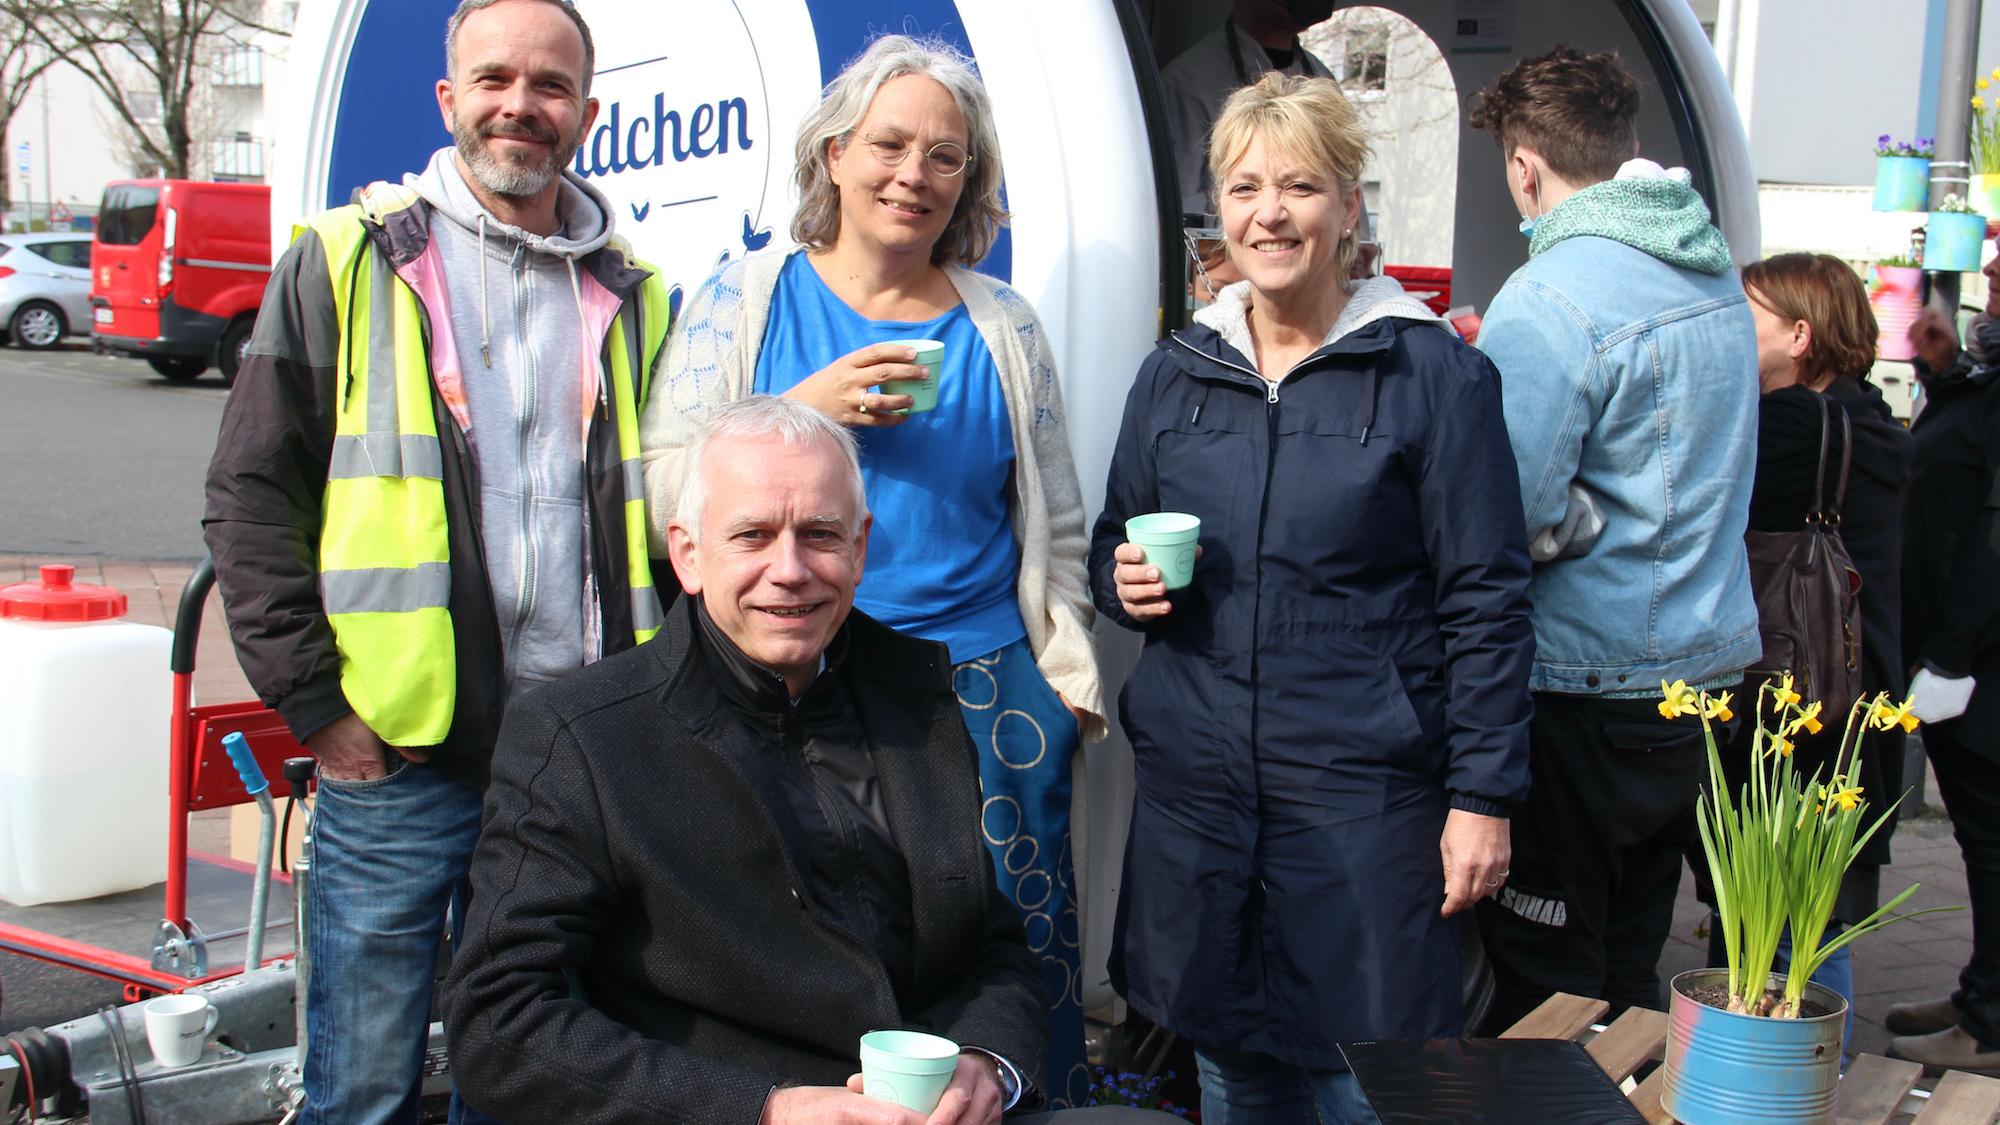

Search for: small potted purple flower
xmin=1874 ymin=134 xmax=1934 ymax=212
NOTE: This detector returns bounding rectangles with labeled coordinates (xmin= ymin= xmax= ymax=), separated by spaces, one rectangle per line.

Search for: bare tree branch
xmin=2 ymin=0 xmax=286 ymax=179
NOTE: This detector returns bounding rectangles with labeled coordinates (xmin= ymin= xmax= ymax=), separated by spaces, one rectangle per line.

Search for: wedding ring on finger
xmin=858 ymin=397 xmax=870 ymax=415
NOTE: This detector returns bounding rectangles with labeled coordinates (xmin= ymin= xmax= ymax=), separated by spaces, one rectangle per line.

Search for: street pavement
xmin=0 ymin=349 xmax=1976 ymax=1081
xmin=0 ymin=342 xmax=227 ymax=561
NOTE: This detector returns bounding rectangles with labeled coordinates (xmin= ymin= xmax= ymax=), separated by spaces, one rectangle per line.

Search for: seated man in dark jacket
xmin=446 ymin=396 xmax=1169 ymax=1124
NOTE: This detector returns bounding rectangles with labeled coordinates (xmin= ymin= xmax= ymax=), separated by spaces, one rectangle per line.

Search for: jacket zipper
xmin=777 ymin=707 xmax=895 ymax=996
xmin=1168 ymin=332 xmax=1282 ymax=819
xmin=1168 ymin=332 xmax=1330 ymax=403
xmin=506 ymin=243 xmax=539 ymax=688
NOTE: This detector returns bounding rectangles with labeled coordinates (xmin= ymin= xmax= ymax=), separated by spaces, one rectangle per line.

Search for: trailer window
xmin=97 ymin=186 xmax=161 ymax=246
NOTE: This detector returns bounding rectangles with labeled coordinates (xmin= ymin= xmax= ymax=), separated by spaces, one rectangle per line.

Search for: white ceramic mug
xmin=144 ymin=993 xmax=218 ymax=1067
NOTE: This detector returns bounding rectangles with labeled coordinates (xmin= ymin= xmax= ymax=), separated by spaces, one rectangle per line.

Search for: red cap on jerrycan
xmin=0 ymin=564 xmax=129 ymax=621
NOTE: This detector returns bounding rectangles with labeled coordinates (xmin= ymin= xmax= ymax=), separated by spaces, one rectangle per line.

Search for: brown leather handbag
xmin=1744 ymin=394 xmax=1864 ymax=721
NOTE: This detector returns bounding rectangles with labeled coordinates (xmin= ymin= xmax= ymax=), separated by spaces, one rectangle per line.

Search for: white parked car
xmin=0 ymin=232 xmax=94 ymax=349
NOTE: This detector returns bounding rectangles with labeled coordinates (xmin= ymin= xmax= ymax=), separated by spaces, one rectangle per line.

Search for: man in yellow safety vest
xmin=202 ymin=1 xmax=673 ymax=1120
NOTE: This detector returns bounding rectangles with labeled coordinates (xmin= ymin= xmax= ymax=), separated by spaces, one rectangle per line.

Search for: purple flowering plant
xmin=1876 ymin=134 xmax=1935 ymax=158
xmin=1086 ymin=1068 xmax=1193 ymax=1118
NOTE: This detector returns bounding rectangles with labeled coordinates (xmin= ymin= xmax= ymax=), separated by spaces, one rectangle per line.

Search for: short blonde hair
xmin=1208 ymin=71 xmax=1371 ymax=280
xmin=790 ymin=34 xmax=1008 ymax=268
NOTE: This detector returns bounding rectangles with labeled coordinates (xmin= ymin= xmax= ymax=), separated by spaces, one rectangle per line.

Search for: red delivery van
xmin=90 ymin=180 xmax=271 ymax=385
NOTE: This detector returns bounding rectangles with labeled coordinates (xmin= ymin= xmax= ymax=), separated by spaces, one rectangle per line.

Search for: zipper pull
xmin=1267 ymin=380 xmax=1280 ymax=405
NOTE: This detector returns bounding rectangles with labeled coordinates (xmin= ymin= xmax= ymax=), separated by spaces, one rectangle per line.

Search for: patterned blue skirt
xmin=953 ymin=637 xmax=1087 ymax=1107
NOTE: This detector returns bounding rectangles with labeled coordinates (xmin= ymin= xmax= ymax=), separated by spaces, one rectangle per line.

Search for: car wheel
xmin=147 ymin=355 xmax=208 ymax=382
xmin=10 ymin=300 xmax=65 ymax=349
xmin=218 ymin=317 xmax=253 ymax=387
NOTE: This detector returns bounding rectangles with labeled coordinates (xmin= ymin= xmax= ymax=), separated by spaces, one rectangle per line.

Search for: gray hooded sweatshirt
xmin=407 ymin=148 xmax=615 ymax=698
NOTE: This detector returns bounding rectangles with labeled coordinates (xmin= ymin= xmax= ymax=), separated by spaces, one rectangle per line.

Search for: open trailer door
xmin=275 ymin=0 xmax=1759 ymax=1025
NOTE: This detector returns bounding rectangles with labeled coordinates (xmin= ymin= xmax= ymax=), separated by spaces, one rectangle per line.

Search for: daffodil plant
xmin=1674 ymin=676 xmax=1947 ymax=1018
xmin=1975 ymin=68 xmax=2000 ymax=175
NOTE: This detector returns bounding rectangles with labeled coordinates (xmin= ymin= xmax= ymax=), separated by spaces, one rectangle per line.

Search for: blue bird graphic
xmin=741 ymin=212 xmax=772 ymax=252
xmin=630 ymin=201 xmax=652 ymax=223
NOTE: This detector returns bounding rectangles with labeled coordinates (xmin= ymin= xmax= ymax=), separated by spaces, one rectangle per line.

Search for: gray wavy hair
xmin=790 ymin=34 xmax=1008 ymax=267
xmin=675 ymin=396 xmax=869 ymax=541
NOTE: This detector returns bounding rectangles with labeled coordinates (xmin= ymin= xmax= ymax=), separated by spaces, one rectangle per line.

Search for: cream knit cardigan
xmin=638 ymin=250 xmax=1105 ymax=741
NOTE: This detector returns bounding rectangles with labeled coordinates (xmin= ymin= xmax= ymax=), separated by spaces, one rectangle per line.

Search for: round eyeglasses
xmin=861 ymin=134 xmax=973 ymax=178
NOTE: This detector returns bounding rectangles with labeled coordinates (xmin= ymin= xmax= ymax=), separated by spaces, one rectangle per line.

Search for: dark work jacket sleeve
xmin=202 ymin=234 xmax=351 ymax=742
xmin=1920 ymin=382 xmax=2000 ymax=677
xmin=1417 ymin=347 xmax=1535 ymax=814
xmin=1089 ymin=352 xmax=1167 ymax=632
xmin=444 ymin=693 xmax=779 ymax=1124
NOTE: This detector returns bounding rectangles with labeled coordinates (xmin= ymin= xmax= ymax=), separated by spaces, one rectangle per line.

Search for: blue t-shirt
xmin=754 ymin=253 xmax=1025 ymax=662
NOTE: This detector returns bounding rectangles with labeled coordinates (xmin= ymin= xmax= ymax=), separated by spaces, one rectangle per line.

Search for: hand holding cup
xmin=1115 ymin=513 xmax=1202 ymax=620
xmin=784 ymin=343 xmax=926 ymax=426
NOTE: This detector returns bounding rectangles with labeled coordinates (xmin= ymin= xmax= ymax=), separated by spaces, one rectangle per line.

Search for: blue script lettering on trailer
xmin=575 ymin=94 xmax=755 ymax=178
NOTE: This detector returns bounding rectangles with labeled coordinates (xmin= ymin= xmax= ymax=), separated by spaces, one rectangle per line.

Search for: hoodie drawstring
xmin=477 ymin=212 xmax=493 ymax=367
xmin=1359 ymin=366 xmax=1377 ymax=446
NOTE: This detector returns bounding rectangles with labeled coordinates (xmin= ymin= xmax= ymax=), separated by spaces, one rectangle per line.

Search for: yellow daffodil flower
xmin=1870 ymin=697 xmax=1919 ymax=733
xmin=1701 ymin=690 xmax=1735 ymax=724
xmin=1983 ymin=77 xmax=1994 ymax=90
xmin=1976 ymin=96 xmax=1987 ymax=110
xmin=1991 ymin=65 xmax=1999 ymax=80
xmin=1787 ymin=700 xmax=1823 ymax=737
xmin=1775 ymin=735 xmax=1795 ymax=758
xmin=1771 ymin=673 xmax=1801 ymax=709
xmin=1659 ymin=679 xmax=1700 ymax=720
xmin=1818 ymin=782 xmax=1864 ymax=812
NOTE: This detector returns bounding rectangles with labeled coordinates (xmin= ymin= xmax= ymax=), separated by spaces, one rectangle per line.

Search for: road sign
xmin=14 ymin=141 xmax=26 ymax=173
xmin=49 ymin=201 xmax=70 ymax=222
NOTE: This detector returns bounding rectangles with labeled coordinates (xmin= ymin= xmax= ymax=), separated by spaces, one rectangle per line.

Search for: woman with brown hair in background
xmin=1706 ymin=252 xmax=1912 ymax=1052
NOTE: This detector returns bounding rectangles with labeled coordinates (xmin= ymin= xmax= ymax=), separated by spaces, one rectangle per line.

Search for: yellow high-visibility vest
xmin=299 ymin=186 xmax=669 ymax=746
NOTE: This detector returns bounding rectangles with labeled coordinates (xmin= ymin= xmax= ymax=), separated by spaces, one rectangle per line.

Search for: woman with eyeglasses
xmin=638 ymin=32 xmax=1102 ymax=1106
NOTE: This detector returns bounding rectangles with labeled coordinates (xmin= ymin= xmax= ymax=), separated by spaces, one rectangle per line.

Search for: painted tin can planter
xmin=1874 ymin=155 xmax=1931 ymax=211
xmin=1868 ymin=264 xmax=1924 ymax=362
xmin=1661 ymin=968 xmax=1847 ymax=1125
xmin=1925 ymin=210 xmax=1990 ymax=272
xmin=1974 ymin=172 xmax=2000 ymax=220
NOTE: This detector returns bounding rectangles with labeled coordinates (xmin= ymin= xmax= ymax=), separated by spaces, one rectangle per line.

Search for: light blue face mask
xmin=1518 ymin=215 xmax=1538 ymax=238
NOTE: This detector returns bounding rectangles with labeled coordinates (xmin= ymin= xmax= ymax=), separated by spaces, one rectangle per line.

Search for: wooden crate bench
xmin=1501 ymin=992 xmax=2000 ymax=1124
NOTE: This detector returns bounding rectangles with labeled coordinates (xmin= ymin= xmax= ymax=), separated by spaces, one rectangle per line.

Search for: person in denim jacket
xmin=1466 ymin=46 xmax=1759 ymax=1029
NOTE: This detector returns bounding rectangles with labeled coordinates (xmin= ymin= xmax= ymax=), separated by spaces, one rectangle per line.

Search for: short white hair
xmin=675 ymin=396 xmax=869 ymax=540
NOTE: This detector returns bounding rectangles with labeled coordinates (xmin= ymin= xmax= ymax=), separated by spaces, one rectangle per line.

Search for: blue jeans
xmin=1193 ymin=1045 xmax=1379 ymax=1125
xmin=304 ymin=757 xmax=485 ymax=1125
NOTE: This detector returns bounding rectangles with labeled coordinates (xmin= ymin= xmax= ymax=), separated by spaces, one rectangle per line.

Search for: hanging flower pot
xmin=1873 ymin=155 xmax=1930 ymax=211
xmin=1973 ymin=172 xmax=2000 ymax=220
xmin=1874 ymin=136 xmax=1935 ymax=211
xmin=1661 ymin=968 xmax=1847 ymax=1125
xmin=1868 ymin=263 xmax=1924 ymax=362
xmin=1926 ymin=209 xmax=1989 ymax=271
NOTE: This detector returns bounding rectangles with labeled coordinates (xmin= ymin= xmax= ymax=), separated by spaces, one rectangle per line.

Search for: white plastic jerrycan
xmin=0 ymin=565 xmax=172 ymax=905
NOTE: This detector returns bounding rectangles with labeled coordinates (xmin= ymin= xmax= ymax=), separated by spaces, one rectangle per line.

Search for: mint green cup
xmin=1126 ymin=512 xmax=1202 ymax=590
xmin=879 ymin=338 xmax=943 ymax=414
xmin=859 ymin=1029 xmax=959 ymax=1113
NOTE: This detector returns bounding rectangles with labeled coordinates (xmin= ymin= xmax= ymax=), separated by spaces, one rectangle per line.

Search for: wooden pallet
xmin=1502 ymin=993 xmax=2000 ymax=1124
